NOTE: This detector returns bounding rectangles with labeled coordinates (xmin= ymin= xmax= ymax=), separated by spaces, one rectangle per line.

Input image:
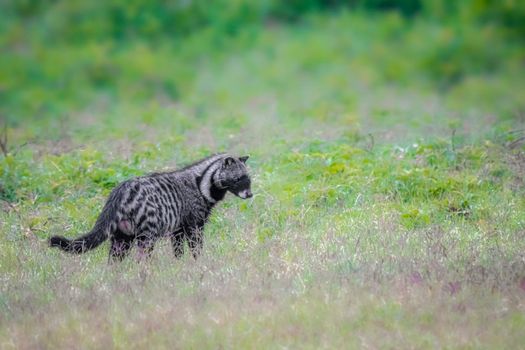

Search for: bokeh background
xmin=1 ymin=1 xmax=525 ymax=348
xmin=2 ymin=0 xmax=525 ymax=142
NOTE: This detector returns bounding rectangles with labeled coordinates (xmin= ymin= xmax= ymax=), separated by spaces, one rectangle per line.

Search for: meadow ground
xmin=1 ymin=8 xmax=525 ymax=349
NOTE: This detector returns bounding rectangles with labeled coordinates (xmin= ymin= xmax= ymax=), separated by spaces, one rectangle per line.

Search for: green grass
xmin=1 ymin=8 xmax=525 ymax=349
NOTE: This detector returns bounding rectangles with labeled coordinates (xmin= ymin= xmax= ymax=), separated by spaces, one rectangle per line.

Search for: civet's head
xmin=216 ymin=155 xmax=252 ymax=199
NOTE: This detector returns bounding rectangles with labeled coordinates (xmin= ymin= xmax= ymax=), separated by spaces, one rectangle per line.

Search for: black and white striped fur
xmin=49 ymin=154 xmax=252 ymax=261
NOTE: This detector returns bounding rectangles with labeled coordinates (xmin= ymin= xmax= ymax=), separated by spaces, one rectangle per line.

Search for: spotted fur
xmin=49 ymin=154 xmax=252 ymax=261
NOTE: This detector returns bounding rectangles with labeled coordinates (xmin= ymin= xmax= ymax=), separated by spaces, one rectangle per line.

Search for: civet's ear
xmin=239 ymin=155 xmax=249 ymax=164
xmin=224 ymin=157 xmax=235 ymax=166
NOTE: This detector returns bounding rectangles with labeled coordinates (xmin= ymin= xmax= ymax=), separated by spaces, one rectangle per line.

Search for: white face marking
xmin=238 ymin=190 xmax=248 ymax=199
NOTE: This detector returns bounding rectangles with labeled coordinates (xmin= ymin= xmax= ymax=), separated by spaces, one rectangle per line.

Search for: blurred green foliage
xmin=2 ymin=0 xmax=524 ymax=41
xmin=1 ymin=0 xmax=524 ymax=125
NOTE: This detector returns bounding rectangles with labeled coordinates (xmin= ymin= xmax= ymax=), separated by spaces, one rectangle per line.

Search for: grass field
xmin=1 ymin=5 xmax=525 ymax=349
